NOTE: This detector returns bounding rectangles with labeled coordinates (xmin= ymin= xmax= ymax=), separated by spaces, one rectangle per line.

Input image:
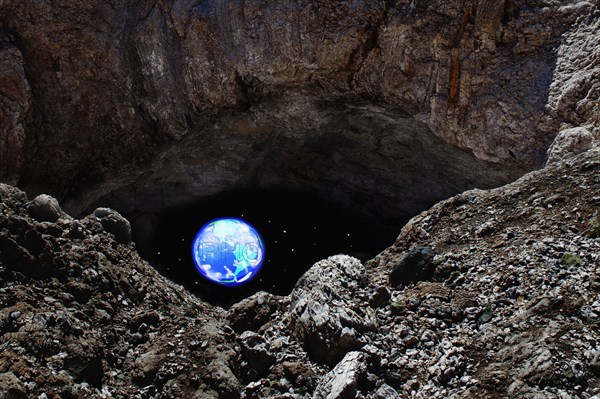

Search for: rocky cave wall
xmin=0 ymin=0 xmax=598 ymax=221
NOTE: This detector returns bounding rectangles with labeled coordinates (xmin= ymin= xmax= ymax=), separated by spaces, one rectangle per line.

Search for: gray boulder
xmin=389 ymin=247 xmax=436 ymax=287
xmin=226 ymin=291 xmax=283 ymax=333
xmin=288 ymin=255 xmax=376 ymax=365
xmin=373 ymin=383 xmax=401 ymax=398
xmin=27 ymin=194 xmax=62 ymax=222
xmin=546 ymin=127 xmax=596 ymax=165
xmin=313 ymin=351 xmax=368 ymax=399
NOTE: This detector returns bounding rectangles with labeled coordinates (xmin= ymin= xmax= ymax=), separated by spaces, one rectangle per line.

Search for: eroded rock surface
xmin=1 ymin=2 xmax=600 ymax=397
xmin=288 ymin=255 xmax=376 ymax=366
xmin=0 ymin=32 xmax=30 ymax=184
xmin=1 ymin=151 xmax=600 ymax=398
xmin=0 ymin=1 xmax=598 ymax=222
xmin=370 ymin=150 xmax=600 ymax=398
xmin=0 ymin=184 xmax=239 ymax=398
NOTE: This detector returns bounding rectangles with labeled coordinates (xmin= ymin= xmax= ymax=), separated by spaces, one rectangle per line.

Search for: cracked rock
xmin=313 ymin=351 xmax=368 ymax=399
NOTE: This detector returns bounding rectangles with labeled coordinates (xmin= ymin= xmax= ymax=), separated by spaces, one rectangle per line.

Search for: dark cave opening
xmin=137 ymin=188 xmax=403 ymax=307
xmin=80 ymin=94 xmax=525 ymax=308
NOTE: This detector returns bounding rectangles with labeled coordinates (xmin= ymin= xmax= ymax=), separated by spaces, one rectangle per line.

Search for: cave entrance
xmin=135 ymin=188 xmax=401 ymax=307
xmin=79 ymin=93 xmax=524 ymax=307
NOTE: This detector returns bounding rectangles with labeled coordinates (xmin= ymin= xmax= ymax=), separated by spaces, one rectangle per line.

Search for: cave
xmin=14 ymin=84 xmax=530 ymax=308
xmin=2 ymin=1 xmax=599 ymax=397
xmin=0 ymin=0 xmax=591 ymax=310
xmin=2 ymin=0 xmax=569 ymax=305
xmin=74 ymin=92 xmax=523 ymax=306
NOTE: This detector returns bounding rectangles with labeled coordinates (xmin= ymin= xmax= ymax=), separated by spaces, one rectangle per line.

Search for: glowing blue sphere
xmin=192 ymin=218 xmax=265 ymax=286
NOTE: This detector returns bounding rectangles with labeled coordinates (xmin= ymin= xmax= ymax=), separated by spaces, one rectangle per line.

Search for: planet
xmin=192 ymin=218 xmax=265 ymax=286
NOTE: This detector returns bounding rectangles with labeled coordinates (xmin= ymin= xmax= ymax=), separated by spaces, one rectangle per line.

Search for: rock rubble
xmin=1 ymin=151 xmax=599 ymax=398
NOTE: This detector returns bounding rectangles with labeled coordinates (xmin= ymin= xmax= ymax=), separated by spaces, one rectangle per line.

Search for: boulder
xmin=238 ymin=331 xmax=276 ymax=375
xmin=546 ymin=127 xmax=596 ymax=165
xmin=0 ymin=372 xmax=27 ymax=399
xmin=369 ymin=287 xmax=391 ymax=308
xmin=133 ymin=350 xmax=166 ymax=386
xmin=389 ymin=247 xmax=437 ymax=287
xmin=313 ymin=351 xmax=368 ymax=399
xmin=288 ymin=255 xmax=376 ymax=365
xmin=94 ymin=207 xmax=132 ymax=244
xmin=226 ymin=291 xmax=282 ymax=333
xmin=374 ymin=383 xmax=401 ymax=398
xmin=27 ymin=194 xmax=62 ymax=223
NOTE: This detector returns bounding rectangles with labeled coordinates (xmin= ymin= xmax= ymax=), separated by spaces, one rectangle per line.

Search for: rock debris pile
xmin=1 ymin=151 xmax=599 ymax=398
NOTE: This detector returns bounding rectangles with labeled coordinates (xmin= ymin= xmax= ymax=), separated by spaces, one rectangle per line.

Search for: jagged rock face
xmin=74 ymin=93 xmax=521 ymax=224
xmin=546 ymin=7 xmax=600 ymax=139
xmin=367 ymin=151 xmax=600 ymax=397
xmin=0 ymin=32 xmax=30 ymax=184
xmin=0 ymin=1 xmax=598 ymax=220
xmin=1 ymin=151 xmax=600 ymax=398
xmin=0 ymin=184 xmax=240 ymax=398
xmin=288 ymin=256 xmax=376 ymax=366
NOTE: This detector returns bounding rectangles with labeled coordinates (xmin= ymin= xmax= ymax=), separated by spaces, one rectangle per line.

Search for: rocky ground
xmin=0 ymin=186 xmax=238 ymax=398
xmin=1 ymin=150 xmax=599 ymax=398
xmin=1 ymin=1 xmax=599 ymax=398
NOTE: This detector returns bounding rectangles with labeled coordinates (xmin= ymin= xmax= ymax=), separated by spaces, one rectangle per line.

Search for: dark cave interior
xmin=70 ymin=95 xmax=523 ymax=308
xmin=136 ymin=188 xmax=403 ymax=307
